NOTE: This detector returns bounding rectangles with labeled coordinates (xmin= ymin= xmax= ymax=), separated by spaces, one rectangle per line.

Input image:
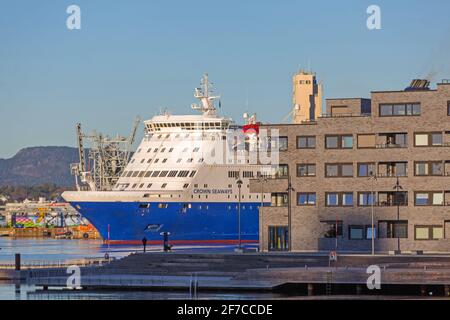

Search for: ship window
xmin=152 ymin=171 xmax=161 ymax=177
xmin=183 ymin=184 xmax=189 ymax=188
xmin=158 ymin=203 xmax=168 ymax=209
xmin=189 ymin=171 xmax=197 ymax=177
xmin=199 ymin=158 xmax=204 ymax=163
xmin=168 ymin=171 xmax=178 ymax=177
xmin=145 ymin=171 xmax=152 ymax=178
xmin=147 ymin=184 xmax=152 ymax=188
xmin=162 ymin=159 xmax=168 ymax=163
xmin=159 ymin=171 xmax=169 ymax=177
xmin=161 ymin=148 xmax=166 ymax=153
xmin=228 ymin=171 xmax=240 ymax=179
xmin=161 ymin=183 xmax=167 ymax=189
xmin=132 ymin=171 xmax=139 ymax=177
xmin=154 ymin=148 xmax=159 ymax=153
xmin=154 ymin=159 xmax=159 ymax=163
xmin=147 ymin=148 xmax=152 ymax=153
xmin=138 ymin=171 xmax=146 ymax=178
xmin=139 ymin=184 xmax=144 ymax=188
xmin=147 ymin=159 xmax=152 ymax=164
xmin=132 ymin=184 xmax=137 ymax=188
xmin=243 ymin=171 xmax=254 ymax=178
xmin=137 ymin=149 xmax=142 ymax=153
xmin=182 ymin=147 xmax=189 ymax=152
xmin=178 ymin=171 xmax=190 ymax=177
xmin=169 ymin=148 xmax=174 ymax=152
xmin=131 ymin=159 xmax=135 ymax=164
xmin=177 ymin=159 xmax=182 ymax=163
xmin=126 ymin=171 xmax=133 ymax=177
xmin=187 ymin=158 xmax=194 ymax=163
xmin=193 ymin=147 xmax=200 ymax=152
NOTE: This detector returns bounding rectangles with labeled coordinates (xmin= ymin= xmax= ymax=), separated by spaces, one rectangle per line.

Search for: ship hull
xmin=69 ymin=201 xmax=262 ymax=245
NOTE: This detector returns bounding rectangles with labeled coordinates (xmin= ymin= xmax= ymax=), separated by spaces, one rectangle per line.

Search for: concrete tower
xmin=292 ymin=71 xmax=323 ymax=123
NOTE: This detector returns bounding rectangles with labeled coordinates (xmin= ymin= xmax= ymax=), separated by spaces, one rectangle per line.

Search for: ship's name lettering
xmin=193 ymin=189 xmax=232 ymax=195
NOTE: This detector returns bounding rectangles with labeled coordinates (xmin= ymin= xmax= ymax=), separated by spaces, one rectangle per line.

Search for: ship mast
xmin=191 ymin=73 xmax=221 ymax=116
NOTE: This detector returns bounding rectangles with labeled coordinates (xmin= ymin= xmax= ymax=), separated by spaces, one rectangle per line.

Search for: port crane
xmin=71 ymin=117 xmax=141 ymax=191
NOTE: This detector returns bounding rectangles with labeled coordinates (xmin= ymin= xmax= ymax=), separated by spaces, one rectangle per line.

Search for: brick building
xmin=250 ymin=80 xmax=450 ymax=253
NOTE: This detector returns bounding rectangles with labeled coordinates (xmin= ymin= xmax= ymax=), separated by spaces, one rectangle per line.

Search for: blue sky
xmin=0 ymin=0 xmax=449 ymax=158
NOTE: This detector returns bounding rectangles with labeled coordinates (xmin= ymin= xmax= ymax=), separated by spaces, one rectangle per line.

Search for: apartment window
xmin=380 ymin=221 xmax=408 ymax=238
xmin=297 ymin=136 xmax=316 ymax=149
xmin=325 ymin=135 xmax=353 ymax=149
xmin=278 ymin=137 xmax=288 ymax=151
xmin=272 ymin=164 xmax=289 ymax=178
xmin=378 ymin=133 xmax=408 ymax=148
xmin=415 ymin=132 xmax=443 ymax=146
xmin=357 ymin=134 xmax=376 ymax=149
xmin=297 ymin=193 xmax=316 ymax=206
xmin=415 ymin=161 xmax=443 ymax=176
xmin=326 ymin=192 xmax=353 ymax=207
xmin=358 ymin=192 xmax=376 ymax=206
xmin=415 ymin=226 xmax=444 ymax=240
xmin=322 ymin=221 xmax=343 ymax=238
xmin=268 ymin=226 xmax=289 ymax=252
xmin=349 ymin=226 xmax=365 ymax=240
xmin=297 ymin=164 xmax=316 ymax=177
xmin=378 ymin=192 xmax=408 ymax=206
xmin=414 ymin=192 xmax=444 ymax=206
xmin=379 ymin=103 xmax=421 ymax=116
xmin=325 ymin=163 xmax=353 ymax=177
xmin=271 ymin=193 xmax=288 ymax=207
xmin=378 ymin=162 xmax=407 ymax=177
xmin=358 ymin=163 xmax=376 ymax=177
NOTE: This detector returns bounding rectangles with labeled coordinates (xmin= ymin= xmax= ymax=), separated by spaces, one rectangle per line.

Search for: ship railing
xmin=0 ymin=257 xmax=114 ymax=270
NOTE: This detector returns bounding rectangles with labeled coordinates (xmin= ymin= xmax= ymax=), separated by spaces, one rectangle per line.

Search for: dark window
xmin=382 ymin=221 xmax=408 ymax=238
xmin=349 ymin=226 xmax=365 ymax=240
xmin=379 ymin=103 xmax=421 ymax=117
xmin=297 ymin=136 xmax=316 ymax=149
xmin=268 ymin=226 xmax=289 ymax=251
xmin=322 ymin=221 xmax=343 ymax=238
xmin=378 ymin=192 xmax=408 ymax=206
xmin=278 ymin=137 xmax=288 ymax=151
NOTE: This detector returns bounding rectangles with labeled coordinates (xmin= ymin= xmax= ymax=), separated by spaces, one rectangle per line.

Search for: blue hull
xmin=70 ymin=201 xmax=262 ymax=245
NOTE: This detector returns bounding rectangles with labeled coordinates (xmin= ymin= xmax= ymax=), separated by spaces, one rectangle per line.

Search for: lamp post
xmin=286 ymin=169 xmax=295 ymax=252
xmin=393 ymin=176 xmax=403 ymax=254
xmin=369 ymin=171 xmax=377 ymax=255
xmin=236 ymin=178 xmax=243 ymax=251
xmin=259 ymin=176 xmax=268 ymax=252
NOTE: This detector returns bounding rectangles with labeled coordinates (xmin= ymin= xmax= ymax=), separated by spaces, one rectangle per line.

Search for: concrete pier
xmin=20 ymin=252 xmax=450 ymax=297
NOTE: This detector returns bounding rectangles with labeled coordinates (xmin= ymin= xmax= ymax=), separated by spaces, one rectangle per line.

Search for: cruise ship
xmin=62 ymin=75 xmax=275 ymax=245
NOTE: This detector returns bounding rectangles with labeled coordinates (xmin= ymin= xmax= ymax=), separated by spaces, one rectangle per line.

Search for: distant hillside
xmin=0 ymin=147 xmax=78 ymax=187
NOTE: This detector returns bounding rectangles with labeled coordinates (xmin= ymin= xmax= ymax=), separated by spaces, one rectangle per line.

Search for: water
xmin=0 ymin=237 xmax=268 ymax=300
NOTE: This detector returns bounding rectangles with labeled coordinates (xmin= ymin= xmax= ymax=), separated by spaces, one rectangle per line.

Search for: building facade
xmin=250 ymin=80 xmax=450 ymax=253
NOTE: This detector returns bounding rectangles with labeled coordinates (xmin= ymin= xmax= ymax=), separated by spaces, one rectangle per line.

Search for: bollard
xmin=307 ymin=283 xmax=314 ymax=296
xmin=15 ymin=254 xmax=21 ymax=271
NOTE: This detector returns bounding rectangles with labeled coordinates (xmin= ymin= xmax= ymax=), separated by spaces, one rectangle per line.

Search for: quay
xmin=17 ymin=252 xmax=450 ymax=297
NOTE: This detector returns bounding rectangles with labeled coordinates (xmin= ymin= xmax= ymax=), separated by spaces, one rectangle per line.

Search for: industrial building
xmin=250 ymin=73 xmax=450 ymax=253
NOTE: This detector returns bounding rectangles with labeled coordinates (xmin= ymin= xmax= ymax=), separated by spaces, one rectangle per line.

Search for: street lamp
xmin=259 ymin=176 xmax=268 ymax=252
xmin=393 ymin=176 xmax=403 ymax=254
xmin=369 ymin=171 xmax=377 ymax=255
xmin=236 ymin=178 xmax=243 ymax=251
xmin=286 ymin=170 xmax=295 ymax=252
